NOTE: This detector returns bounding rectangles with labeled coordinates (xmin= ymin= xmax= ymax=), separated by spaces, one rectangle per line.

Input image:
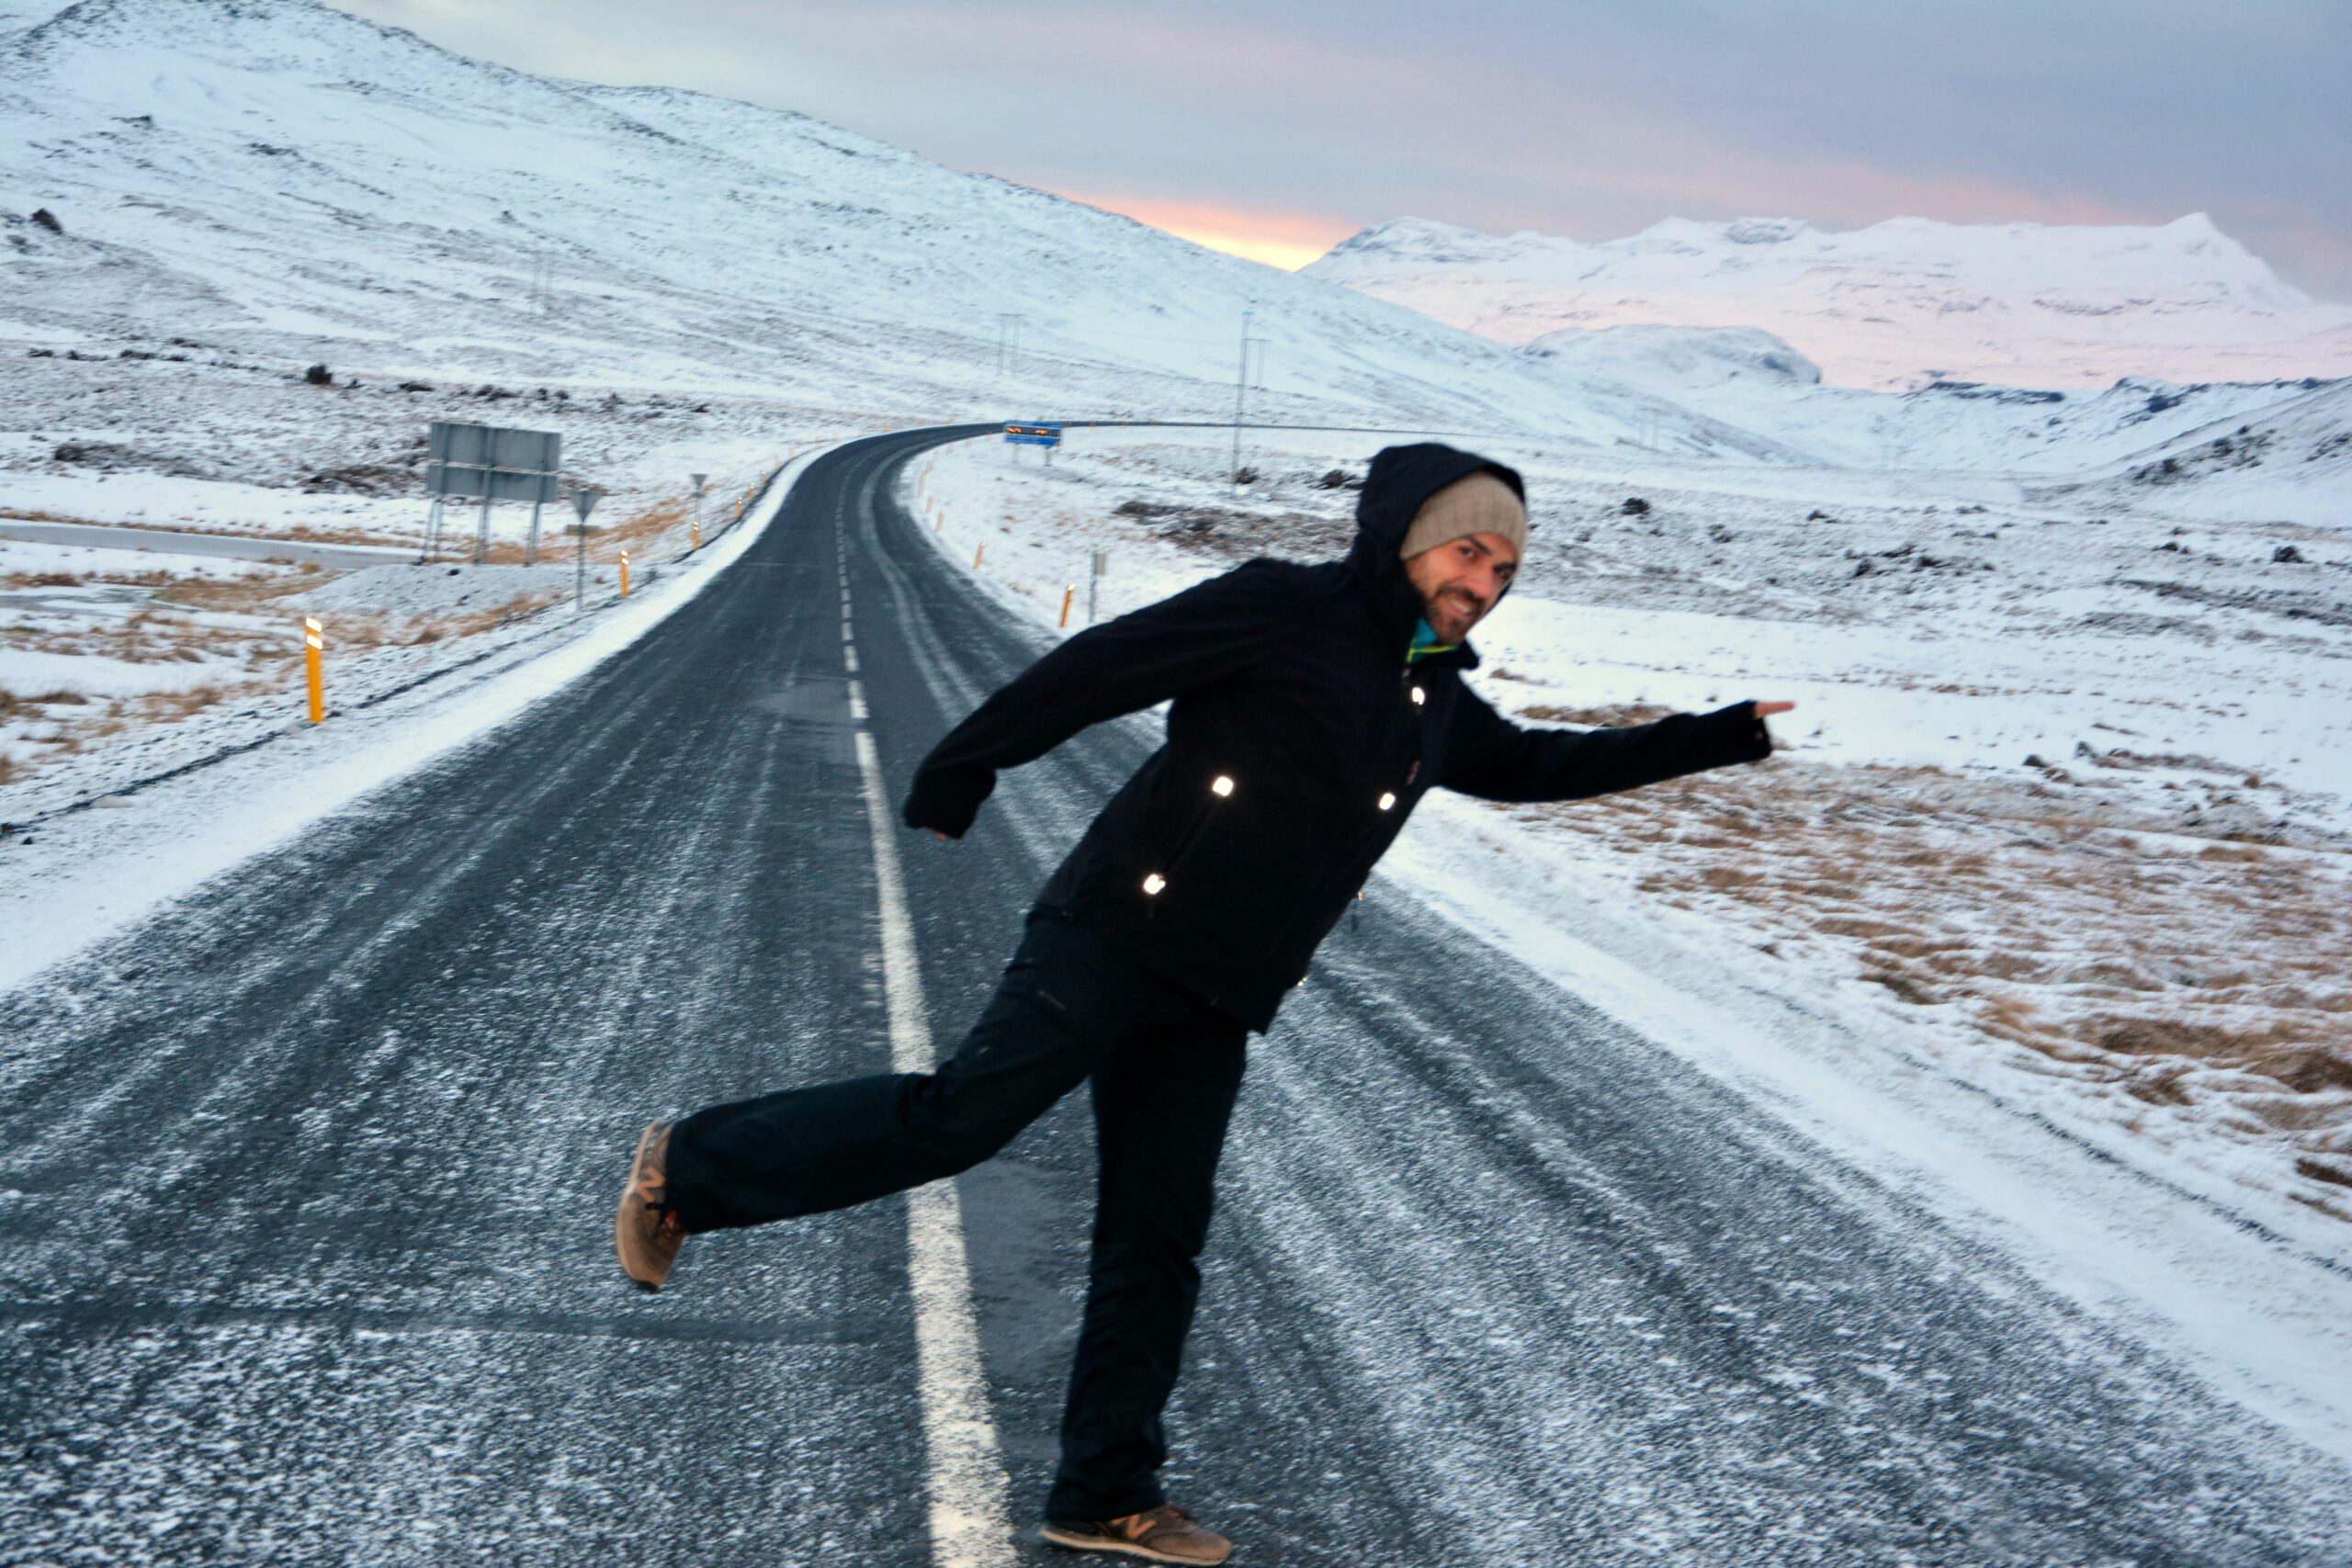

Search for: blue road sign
xmin=1004 ymin=421 xmax=1063 ymax=447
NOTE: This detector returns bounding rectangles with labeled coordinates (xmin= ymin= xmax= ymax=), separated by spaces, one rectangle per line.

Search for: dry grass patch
xmin=1523 ymin=701 xmax=1679 ymax=728
xmin=0 ymin=688 xmax=94 ymax=721
xmin=153 ymin=564 xmax=334 ymax=614
xmin=594 ymin=496 xmax=690 ymax=557
xmin=130 ymin=680 xmax=271 ymax=727
xmin=425 ymin=592 xmax=564 ymax=639
xmin=1507 ymin=754 xmax=2352 ymax=1205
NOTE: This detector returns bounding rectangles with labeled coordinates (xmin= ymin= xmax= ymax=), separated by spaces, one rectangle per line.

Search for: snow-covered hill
xmin=1 ymin=0 xmax=2344 ymax=521
xmin=1306 ymin=213 xmax=2352 ymax=393
xmin=0 ymin=0 xmax=1781 ymax=455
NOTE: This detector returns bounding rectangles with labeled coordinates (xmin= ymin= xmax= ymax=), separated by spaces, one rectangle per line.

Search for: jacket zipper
xmin=1259 ymin=668 xmax=1430 ymax=969
xmin=1145 ymin=785 xmax=1224 ymax=917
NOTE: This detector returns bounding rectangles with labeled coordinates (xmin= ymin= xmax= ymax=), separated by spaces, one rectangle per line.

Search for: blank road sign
xmin=427 ymin=421 xmax=560 ymax=504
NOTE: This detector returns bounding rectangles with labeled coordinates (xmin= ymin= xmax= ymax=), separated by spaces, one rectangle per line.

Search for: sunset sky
xmin=330 ymin=0 xmax=2352 ymax=298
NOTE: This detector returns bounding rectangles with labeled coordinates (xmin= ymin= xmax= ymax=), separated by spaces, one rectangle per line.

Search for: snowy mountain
xmin=1 ymin=0 xmax=2344 ymax=515
xmin=1306 ymin=213 xmax=2352 ymax=393
xmin=0 ymin=0 xmax=1777 ymax=454
xmin=1521 ymin=324 xmax=1823 ymax=395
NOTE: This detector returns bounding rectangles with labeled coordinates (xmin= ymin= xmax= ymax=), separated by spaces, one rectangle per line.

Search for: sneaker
xmin=1043 ymin=1504 xmax=1231 ymax=1564
xmin=614 ymin=1120 xmax=688 ymax=1291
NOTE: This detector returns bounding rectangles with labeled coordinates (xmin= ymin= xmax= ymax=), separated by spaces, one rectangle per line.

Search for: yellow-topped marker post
xmin=302 ymin=616 xmax=325 ymax=724
xmin=619 ymin=551 xmax=631 ymax=598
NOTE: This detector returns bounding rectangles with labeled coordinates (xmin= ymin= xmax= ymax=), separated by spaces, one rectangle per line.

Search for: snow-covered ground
xmin=0 ymin=344 xmax=853 ymax=807
xmin=4 ymin=0 xmax=2346 ymax=1484
xmin=0 ymin=435 xmax=825 ymax=989
xmin=1306 ymin=212 xmax=2352 ymax=392
xmin=910 ymin=424 xmax=2352 ymax=1231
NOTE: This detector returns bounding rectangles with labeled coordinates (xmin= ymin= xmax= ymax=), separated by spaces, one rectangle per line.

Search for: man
xmin=616 ymin=441 xmax=1793 ymax=1564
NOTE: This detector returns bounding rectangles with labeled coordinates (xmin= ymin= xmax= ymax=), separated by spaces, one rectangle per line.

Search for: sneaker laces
xmin=1128 ymin=1505 xmax=1191 ymax=1536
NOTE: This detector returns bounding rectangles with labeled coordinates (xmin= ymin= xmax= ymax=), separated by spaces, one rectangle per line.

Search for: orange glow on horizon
xmin=1054 ymin=190 xmax=1358 ymax=270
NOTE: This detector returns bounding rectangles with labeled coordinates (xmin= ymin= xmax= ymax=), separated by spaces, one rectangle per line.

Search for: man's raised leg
xmin=616 ymin=914 xmax=1178 ymax=1280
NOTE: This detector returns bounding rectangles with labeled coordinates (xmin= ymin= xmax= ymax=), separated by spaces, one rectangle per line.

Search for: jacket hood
xmin=1344 ymin=442 xmax=1526 ymax=649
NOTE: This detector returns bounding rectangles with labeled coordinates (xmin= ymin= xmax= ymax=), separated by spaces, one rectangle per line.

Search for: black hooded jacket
xmin=902 ymin=442 xmax=1773 ymax=1032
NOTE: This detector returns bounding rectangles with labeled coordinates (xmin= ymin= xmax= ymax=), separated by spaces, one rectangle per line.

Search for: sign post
xmin=690 ymin=471 xmax=707 ymax=552
xmin=1089 ymin=549 xmax=1108 ymax=625
xmin=571 ymin=485 xmax=603 ymax=612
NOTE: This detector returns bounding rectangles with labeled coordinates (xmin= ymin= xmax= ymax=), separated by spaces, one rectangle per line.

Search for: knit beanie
xmin=1398 ymin=471 xmax=1528 ymax=563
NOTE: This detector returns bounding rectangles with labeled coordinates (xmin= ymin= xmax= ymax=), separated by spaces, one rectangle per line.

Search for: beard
xmin=1423 ymin=587 xmax=1485 ymax=640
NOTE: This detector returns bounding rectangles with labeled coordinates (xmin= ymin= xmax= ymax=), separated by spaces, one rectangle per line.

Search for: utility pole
xmin=1230 ymin=305 xmax=1253 ymax=489
xmin=997 ymin=313 xmax=1023 ymax=380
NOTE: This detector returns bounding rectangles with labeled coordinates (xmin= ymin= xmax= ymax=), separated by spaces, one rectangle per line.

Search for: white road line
xmin=845 ymin=646 xmax=861 ymax=674
xmin=851 ymin=727 xmax=1013 ymax=1567
xmin=842 ymin=620 xmax=854 ymax=643
xmin=848 ymin=679 xmax=868 ymax=720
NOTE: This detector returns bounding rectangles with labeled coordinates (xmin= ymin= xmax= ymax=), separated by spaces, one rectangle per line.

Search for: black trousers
xmin=663 ymin=910 xmax=1249 ymax=1521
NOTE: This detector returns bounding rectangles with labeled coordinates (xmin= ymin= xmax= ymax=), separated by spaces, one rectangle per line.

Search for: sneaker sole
xmin=1040 ymin=1525 xmax=1228 ymax=1565
xmin=615 ymin=1120 xmax=670 ymax=1292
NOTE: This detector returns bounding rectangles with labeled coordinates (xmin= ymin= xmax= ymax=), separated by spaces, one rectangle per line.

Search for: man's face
xmin=1403 ymin=531 xmax=1519 ymax=644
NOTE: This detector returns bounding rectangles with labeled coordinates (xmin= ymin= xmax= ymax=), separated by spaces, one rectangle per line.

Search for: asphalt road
xmin=4 ymin=429 xmax=2347 ymax=1565
xmin=0 ymin=518 xmax=413 ymax=568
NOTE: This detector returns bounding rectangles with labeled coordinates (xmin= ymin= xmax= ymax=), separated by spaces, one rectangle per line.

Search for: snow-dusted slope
xmin=2 ymin=0 xmax=2344 ymax=515
xmin=0 ymin=0 xmax=1779 ymax=454
xmin=2030 ymin=378 xmax=2352 ymax=525
xmin=1510 ymin=321 xmax=2346 ymax=514
xmin=1521 ymin=323 xmax=1824 ymax=394
xmin=1306 ymin=214 xmax=2352 ymax=393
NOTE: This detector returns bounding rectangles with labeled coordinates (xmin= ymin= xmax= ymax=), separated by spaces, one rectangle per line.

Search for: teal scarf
xmin=1405 ymin=616 xmax=1456 ymax=666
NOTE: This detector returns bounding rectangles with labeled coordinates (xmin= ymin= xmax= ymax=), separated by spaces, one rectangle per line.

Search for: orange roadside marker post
xmin=619 ymin=551 xmax=631 ymax=597
xmin=302 ymin=616 xmax=325 ymax=724
xmin=1059 ymin=583 xmax=1075 ymax=627
xmin=974 ymin=542 xmax=985 ymax=569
